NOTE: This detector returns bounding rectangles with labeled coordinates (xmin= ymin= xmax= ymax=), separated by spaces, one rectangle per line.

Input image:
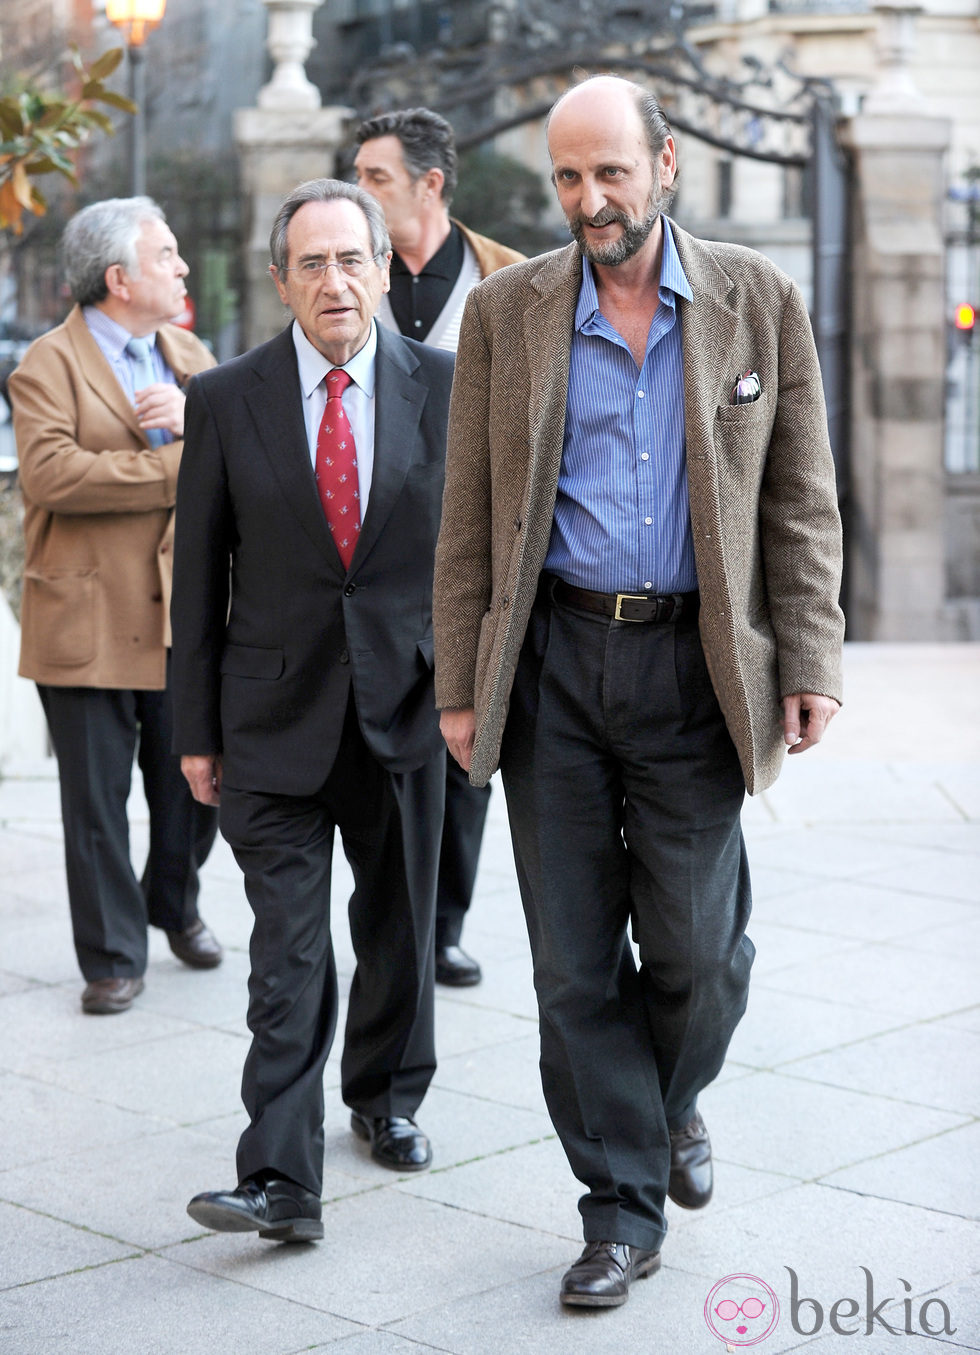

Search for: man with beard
xmin=433 ymin=76 xmax=844 ymax=1308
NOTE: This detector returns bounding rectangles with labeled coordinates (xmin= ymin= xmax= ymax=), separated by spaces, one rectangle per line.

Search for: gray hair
xmin=62 ymin=197 xmax=166 ymax=306
xmin=354 ymin=108 xmax=458 ymax=203
xmin=269 ymin=179 xmax=391 ymax=272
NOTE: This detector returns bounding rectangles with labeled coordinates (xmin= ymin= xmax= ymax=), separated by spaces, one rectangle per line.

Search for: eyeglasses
xmin=714 ymin=1298 xmax=767 ymax=1321
xmin=279 ymin=255 xmax=383 ymax=283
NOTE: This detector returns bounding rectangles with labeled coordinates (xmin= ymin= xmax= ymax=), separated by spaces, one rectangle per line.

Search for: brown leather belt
xmin=550 ymin=577 xmax=699 ymax=624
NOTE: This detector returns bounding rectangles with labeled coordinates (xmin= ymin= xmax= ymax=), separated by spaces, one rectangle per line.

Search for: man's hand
xmin=782 ymin=693 xmax=840 ymax=755
xmin=182 ymin=753 xmax=222 ymax=806
xmin=134 ymin=383 xmax=186 ymax=440
xmin=440 ymin=707 xmax=476 ymax=773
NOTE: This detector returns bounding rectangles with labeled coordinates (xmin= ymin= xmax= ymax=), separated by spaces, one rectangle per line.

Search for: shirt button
xmin=412 ymin=276 xmax=419 ymax=285
xmin=644 ymin=517 xmax=653 ymax=525
xmin=641 ymin=452 xmax=650 ymax=461
xmin=637 ymin=390 xmax=645 ymax=398
xmin=644 ymin=581 xmax=653 ymax=589
xmin=414 ymin=319 xmax=422 ymax=327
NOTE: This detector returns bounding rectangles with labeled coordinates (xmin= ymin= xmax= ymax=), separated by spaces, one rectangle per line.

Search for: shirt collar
xmin=574 ymin=214 xmax=693 ymax=332
xmin=291 ymin=316 xmax=378 ymax=399
xmin=83 ymin=305 xmax=156 ymax=358
xmin=390 ymin=222 xmax=462 ymax=281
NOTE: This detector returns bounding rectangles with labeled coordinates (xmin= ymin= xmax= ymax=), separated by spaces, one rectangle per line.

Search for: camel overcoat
xmin=10 ymin=305 xmax=215 ymax=689
xmin=432 ymin=222 xmax=845 ymax=795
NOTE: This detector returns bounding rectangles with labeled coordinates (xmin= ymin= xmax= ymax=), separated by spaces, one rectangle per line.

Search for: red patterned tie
xmin=315 ymin=368 xmax=360 ymax=570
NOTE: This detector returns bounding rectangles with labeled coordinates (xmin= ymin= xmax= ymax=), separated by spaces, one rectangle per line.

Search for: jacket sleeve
xmin=433 ymin=290 xmax=495 ymax=709
xmin=169 ymin=374 xmax=233 ymax=756
xmin=760 ymin=280 xmax=845 ymax=701
xmin=9 ymin=345 xmax=182 ymax=517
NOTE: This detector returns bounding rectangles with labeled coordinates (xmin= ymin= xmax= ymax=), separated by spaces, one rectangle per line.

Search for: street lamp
xmin=105 ymin=0 xmax=167 ymax=196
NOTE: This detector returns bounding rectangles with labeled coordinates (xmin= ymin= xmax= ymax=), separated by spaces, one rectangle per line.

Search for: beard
xmin=568 ymin=182 xmax=666 ymax=266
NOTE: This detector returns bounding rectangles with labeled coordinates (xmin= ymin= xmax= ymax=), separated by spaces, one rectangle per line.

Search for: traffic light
xmin=953 ymin=302 xmax=976 ymax=335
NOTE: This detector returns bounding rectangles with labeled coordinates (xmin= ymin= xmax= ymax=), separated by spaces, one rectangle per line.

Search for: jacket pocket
xmin=22 ymin=569 xmax=97 ymax=667
xmin=220 ymin=643 xmax=284 ymax=680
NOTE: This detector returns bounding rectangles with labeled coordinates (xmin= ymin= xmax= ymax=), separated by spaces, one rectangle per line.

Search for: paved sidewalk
xmin=0 ymin=643 xmax=977 ymax=1355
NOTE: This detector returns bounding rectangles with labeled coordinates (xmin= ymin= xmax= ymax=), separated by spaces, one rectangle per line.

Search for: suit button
xmin=339 ymin=649 xmax=350 ymax=664
xmin=344 ymin=583 xmax=356 ymax=596
xmin=501 ymin=596 xmax=510 ymax=608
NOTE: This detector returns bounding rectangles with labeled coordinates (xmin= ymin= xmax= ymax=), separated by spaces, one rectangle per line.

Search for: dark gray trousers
xmin=436 ymin=752 xmax=491 ymax=948
xmin=499 ymin=583 xmax=754 ymax=1252
xmin=220 ymin=698 xmax=444 ymax=1197
xmin=38 ymin=664 xmax=217 ymax=981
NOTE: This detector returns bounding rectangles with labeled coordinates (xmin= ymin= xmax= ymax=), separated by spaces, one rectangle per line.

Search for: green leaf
xmin=95 ymin=90 xmax=138 ymax=114
xmin=87 ymin=48 xmax=125 ymax=81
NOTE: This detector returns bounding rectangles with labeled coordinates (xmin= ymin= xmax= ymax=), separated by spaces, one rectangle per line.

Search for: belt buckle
xmin=614 ymin=592 xmax=648 ymax=622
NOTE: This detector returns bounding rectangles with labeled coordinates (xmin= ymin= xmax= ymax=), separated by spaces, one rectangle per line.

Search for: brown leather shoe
xmin=81 ymin=976 xmax=145 ymax=1015
xmin=167 ymin=919 xmax=223 ymax=969
xmin=560 ymin=1241 xmax=661 ymax=1307
xmin=668 ymin=1109 xmax=713 ymax=1209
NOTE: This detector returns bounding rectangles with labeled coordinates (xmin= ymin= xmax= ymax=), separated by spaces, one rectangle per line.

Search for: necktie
xmin=125 ymin=336 xmax=166 ymax=448
xmin=315 ymin=368 xmax=361 ymax=570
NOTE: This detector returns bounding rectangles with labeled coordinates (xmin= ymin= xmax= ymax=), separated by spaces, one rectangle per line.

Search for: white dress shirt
xmin=291 ymin=318 xmax=377 ymax=511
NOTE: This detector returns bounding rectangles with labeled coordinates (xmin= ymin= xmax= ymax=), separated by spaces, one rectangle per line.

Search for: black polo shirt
xmin=388 ymin=223 xmax=464 ymax=342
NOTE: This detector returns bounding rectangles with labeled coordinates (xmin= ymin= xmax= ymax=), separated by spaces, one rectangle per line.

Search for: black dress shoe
xmin=560 ymin=1241 xmax=662 ymax=1307
xmin=350 ymin=1111 xmax=432 ymax=1171
xmin=81 ymin=976 xmax=144 ymax=1015
xmin=167 ymin=919 xmax=223 ymax=969
xmin=186 ymin=1175 xmax=323 ymax=1241
xmin=435 ymin=944 xmax=482 ymax=986
xmin=668 ymin=1109 xmax=713 ymax=1209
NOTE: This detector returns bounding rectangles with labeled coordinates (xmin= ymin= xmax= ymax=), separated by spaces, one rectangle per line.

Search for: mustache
xmin=571 ymin=208 xmax=630 ymax=230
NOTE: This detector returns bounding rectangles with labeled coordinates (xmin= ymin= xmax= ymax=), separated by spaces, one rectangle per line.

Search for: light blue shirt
xmin=291 ymin=318 xmax=377 ymax=511
xmin=543 ymin=216 xmax=698 ymax=594
xmin=82 ymin=306 xmax=176 ymax=400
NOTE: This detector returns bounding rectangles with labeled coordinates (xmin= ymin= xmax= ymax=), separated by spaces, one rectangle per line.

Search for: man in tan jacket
xmin=434 ymin=78 xmax=844 ymax=1308
xmin=10 ymin=197 xmax=222 ymax=1016
xmin=355 ymin=107 xmax=524 ymax=988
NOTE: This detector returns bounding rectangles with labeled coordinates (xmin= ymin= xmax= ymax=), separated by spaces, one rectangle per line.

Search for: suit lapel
xmin=672 ymin=224 xmax=740 ymax=462
xmin=65 ymin=307 xmax=146 ymax=443
xmin=523 ymin=246 xmax=580 ymax=528
xmin=352 ymin=326 xmax=425 ymax=568
xmin=243 ymin=328 xmax=346 ymax=576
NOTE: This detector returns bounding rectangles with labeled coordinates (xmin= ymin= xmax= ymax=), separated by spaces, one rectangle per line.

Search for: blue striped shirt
xmin=543 ymin=216 xmax=697 ymax=594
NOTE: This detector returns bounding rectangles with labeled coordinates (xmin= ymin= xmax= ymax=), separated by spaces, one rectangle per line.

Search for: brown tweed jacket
xmin=11 ymin=305 xmax=215 ymax=689
xmin=432 ymin=221 xmax=845 ymax=795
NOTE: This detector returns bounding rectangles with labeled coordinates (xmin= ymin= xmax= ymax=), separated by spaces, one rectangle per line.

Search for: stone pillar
xmin=234 ymin=0 xmax=353 ymax=348
xmin=839 ymin=1 xmax=953 ymax=639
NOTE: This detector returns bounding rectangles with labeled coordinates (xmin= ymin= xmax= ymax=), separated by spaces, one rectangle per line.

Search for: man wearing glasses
xmin=171 ymin=179 xmax=454 ymax=1242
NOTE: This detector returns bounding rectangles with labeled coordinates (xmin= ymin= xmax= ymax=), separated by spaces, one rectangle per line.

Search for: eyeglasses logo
xmin=704 ymin=1274 xmax=780 ymax=1346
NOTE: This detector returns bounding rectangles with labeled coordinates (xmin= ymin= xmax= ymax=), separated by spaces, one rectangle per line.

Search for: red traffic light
xmin=954 ymin=302 xmax=976 ymax=331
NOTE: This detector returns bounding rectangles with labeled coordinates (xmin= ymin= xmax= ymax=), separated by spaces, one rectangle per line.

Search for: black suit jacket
xmin=170 ymin=323 xmax=454 ymax=796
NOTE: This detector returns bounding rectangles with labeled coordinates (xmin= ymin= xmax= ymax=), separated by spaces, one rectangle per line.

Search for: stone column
xmin=234 ymin=0 xmax=353 ymax=347
xmin=839 ymin=1 xmax=953 ymax=639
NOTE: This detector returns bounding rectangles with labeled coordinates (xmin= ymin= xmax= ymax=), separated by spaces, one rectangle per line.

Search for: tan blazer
xmin=456 ymin=220 xmax=525 ymax=278
xmin=433 ymin=222 xmax=845 ymax=795
xmin=11 ymin=305 xmax=216 ymax=689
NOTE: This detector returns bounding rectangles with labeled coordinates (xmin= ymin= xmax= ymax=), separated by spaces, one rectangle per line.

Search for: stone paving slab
xmin=171 ymin=1190 xmax=572 ymax=1329
xmin=0 ymin=1253 xmax=360 ymax=1355
xmin=1 ymin=643 xmax=977 ymax=1354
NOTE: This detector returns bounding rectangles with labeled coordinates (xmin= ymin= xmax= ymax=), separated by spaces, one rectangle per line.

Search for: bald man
xmin=433 ymin=77 xmax=844 ymax=1308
